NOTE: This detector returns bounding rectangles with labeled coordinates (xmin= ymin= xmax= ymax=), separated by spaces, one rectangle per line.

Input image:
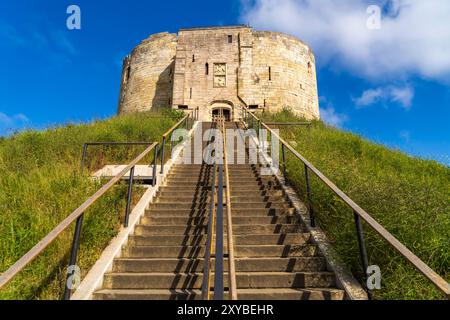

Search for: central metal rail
xmin=202 ymin=116 xmax=238 ymax=300
xmin=242 ymin=106 xmax=450 ymax=299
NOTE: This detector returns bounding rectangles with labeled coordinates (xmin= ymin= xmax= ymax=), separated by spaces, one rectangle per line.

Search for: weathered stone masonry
xmin=117 ymin=26 xmax=320 ymax=121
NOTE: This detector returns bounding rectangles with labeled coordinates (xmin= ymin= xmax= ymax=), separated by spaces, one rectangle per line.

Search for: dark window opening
xmin=307 ymin=62 xmax=312 ymax=73
xmin=126 ymin=66 xmax=130 ymax=80
xmin=178 ymin=105 xmax=188 ymax=110
xmin=192 ymin=55 xmax=195 ymax=62
xmin=268 ymin=67 xmax=272 ymax=81
xmin=228 ymin=35 xmax=233 ymax=43
xmin=205 ymin=63 xmax=209 ymax=75
xmin=263 ymin=99 xmax=266 ymax=107
xmin=249 ymin=105 xmax=259 ymax=110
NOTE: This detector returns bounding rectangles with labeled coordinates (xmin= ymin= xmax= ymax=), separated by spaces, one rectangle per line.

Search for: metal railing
xmin=202 ymin=159 xmax=217 ymax=300
xmin=0 ymin=111 xmax=196 ymax=299
xmin=201 ymin=117 xmax=237 ymax=300
xmin=0 ymin=142 xmax=157 ymax=299
xmin=220 ymin=119 xmax=238 ymax=300
xmin=241 ymin=107 xmax=450 ymax=299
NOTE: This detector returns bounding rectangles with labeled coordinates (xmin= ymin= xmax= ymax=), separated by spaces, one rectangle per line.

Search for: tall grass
xmin=259 ymin=109 xmax=449 ymax=300
xmin=0 ymin=111 xmax=181 ymax=299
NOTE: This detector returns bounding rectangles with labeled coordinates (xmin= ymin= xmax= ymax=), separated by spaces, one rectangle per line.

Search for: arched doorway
xmin=212 ymin=108 xmax=231 ymax=121
xmin=210 ymin=101 xmax=233 ymax=122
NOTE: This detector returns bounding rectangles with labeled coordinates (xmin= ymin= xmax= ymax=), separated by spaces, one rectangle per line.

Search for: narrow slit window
xmin=269 ymin=67 xmax=272 ymax=81
xmin=205 ymin=63 xmax=209 ymax=75
xmin=228 ymin=35 xmax=233 ymax=43
xmin=192 ymin=55 xmax=195 ymax=62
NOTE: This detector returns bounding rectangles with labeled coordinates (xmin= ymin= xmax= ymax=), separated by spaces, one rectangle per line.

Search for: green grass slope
xmin=0 ymin=111 xmax=181 ymax=299
xmin=258 ymin=109 xmax=449 ymax=300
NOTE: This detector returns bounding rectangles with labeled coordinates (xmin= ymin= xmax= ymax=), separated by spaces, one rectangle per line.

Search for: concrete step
xmin=93 ymin=287 xmax=344 ymax=300
xmin=158 ymin=187 xmax=210 ymax=193
xmin=165 ymin=177 xmax=213 ymax=183
xmin=128 ymin=233 xmax=311 ymax=246
xmin=123 ymin=244 xmax=317 ymax=258
xmin=93 ymin=289 xmax=203 ymax=300
xmin=112 ymin=257 xmax=326 ymax=273
xmin=155 ymin=197 xmax=211 ymax=204
xmin=148 ymin=202 xmax=291 ymax=210
xmin=102 ymin=271 xmax=336 ymax=289
xmin=158 ymin=185 xmax=283 ymax=193
xmin=154 ymin=194 xmax=287 ymax=203
xmin=236 ymin=288 xmax=345 ymax=300
xmin=156 ymin=191 xmax=212 ymax=197
xmin=145 ymin=207 xmax=296 ymax=217
xmin=139 ymin=215 xmax=302 ymax=226
xmin=134 ymin=225 xmax=207 ymax=236
xmin=230 ymin=194 xmax=287 ymax=202
xmin=235 ymin=244 xmax=318 ymax=257
xmin=149 ymin=203 xmax=212 ymax=210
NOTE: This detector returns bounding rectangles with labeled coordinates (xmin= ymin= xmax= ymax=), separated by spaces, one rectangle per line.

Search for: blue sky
xmin=1 ymin=0 xmax=449 ymax=165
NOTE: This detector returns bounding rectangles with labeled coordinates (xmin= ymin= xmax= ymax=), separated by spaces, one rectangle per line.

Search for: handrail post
xmin=170 ymin=135 xmax=174 ymax=159
xmin=353 ymin=211 xmax=372 ymax=300
xmin=160 ymin=136 xmax=166 ymax=174
xmin=281 ymin=144 xmax=287 ymax=182
xmin=81 ymin=143 xmax=88 ymax=173
xmin=63 ymin=213 xmax=84 ymax=300
xmin=124 ymin=165 xmax=135 ymax=228
xmin=152 ymin=146 xmax=158 ymax=187
xmin=304 ymin=165 xmax=316 ymax=227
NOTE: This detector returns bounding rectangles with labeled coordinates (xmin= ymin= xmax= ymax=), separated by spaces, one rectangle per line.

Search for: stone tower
xmin=117 ymin=26 xmax=320 ymax=121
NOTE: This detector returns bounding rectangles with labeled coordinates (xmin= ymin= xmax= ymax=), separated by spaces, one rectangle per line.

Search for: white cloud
xmin=240 ymin=0 xmax=450 ymax=82
xmin=0 ymin=112 xmax=29 ymax=135
xmin=319 ymin=97 xmax=348 ymax=127
xmin=399 ymin=130 xmax=411 ymax=142
xmin=353 ymin=85 xmax=414 ymax=109
xmin=390 ymin=86 xmax=414 ymax=108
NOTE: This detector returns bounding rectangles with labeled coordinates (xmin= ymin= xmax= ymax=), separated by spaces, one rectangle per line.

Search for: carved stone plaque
xmin=213 ymin=63 xmax=226 ymax=87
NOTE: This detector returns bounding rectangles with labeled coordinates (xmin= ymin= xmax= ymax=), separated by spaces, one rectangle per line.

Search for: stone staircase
xmin=92 ymin=122 xmax=345 ymax=300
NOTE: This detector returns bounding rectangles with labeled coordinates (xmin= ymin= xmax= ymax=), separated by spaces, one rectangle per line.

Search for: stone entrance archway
xmin=210 ymin=101 xmax=233 ymax=121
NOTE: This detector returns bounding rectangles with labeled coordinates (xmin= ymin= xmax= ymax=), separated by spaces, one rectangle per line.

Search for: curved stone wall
xmin=117 ymin=32 xmax=177 ymax=114
xmin=238 ymin=31 xmax=319 ymax=120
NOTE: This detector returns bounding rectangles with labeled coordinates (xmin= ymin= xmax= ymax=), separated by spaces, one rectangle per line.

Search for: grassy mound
xmin=259 ymin=109 xmax=449 ymax=300
xmin=0 ymin=111 xmax=181 ymax=299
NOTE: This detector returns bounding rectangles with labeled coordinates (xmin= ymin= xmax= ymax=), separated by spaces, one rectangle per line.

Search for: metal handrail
xmin=202 ymin=160 xmax=217 ymax=300
xmin=80 ymin=142 xmax=155 ymax=173
xmin=0 ymin=142 xmax=158 ymax=296
xmin=214 ymin=159 xmax=225 ymax=300
xmin=221 ymin=120 xmax=238 ymax=300
xmin=242 ymin=107 xmax=450 ymax=299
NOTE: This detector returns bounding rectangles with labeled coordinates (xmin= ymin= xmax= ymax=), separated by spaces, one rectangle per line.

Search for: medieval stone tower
xmin=117 ymin=25 xmax=320 ymax=121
